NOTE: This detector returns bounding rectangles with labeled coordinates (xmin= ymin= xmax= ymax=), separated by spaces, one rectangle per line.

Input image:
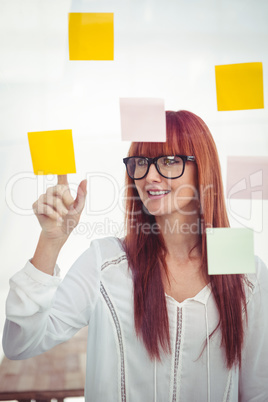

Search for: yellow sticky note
xmin=28 ymin=130 xmax=76 ymax=175
xmin=68 ymin=12 xmax=114 ymax=60
xmin=215 ymin=62 xmax=264 ymax=111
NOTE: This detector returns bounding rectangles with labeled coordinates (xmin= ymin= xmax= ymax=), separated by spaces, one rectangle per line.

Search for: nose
xmin=145 ymin=163 xmax=162 ymax=182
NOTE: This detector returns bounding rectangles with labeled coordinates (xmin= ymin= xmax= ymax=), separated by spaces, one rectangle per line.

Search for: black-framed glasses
xmin=123 ymin=155 xmax=196 ymax=180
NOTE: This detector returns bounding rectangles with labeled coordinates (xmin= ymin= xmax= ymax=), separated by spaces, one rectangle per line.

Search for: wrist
xmin=31 ymin=232 xmax=67 ymax=275
xmin=40 ymin=230 xmax=69 ymax=247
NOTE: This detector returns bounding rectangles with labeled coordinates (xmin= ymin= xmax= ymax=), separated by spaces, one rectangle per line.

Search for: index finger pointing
xmin=57 ymin=175 xmax=68 ymax=185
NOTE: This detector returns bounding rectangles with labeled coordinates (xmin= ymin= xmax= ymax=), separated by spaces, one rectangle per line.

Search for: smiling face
xmin=134 ymin=157 xmax=199 ymax=218
xmin=126 ymin=111 xmax=204 ymax=221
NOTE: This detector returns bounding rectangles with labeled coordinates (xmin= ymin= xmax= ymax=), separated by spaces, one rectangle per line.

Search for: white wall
xmin=0 ymin=0 xmax=268 ymax=354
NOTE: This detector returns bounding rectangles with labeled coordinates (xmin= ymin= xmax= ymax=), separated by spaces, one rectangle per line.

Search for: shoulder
xmin=91 ymin=237 xmax=131 ymax=289
xmin=69 ymin=236 xmax=125 ymax=267
xmin=90 ymin=236 xmax=125 ymax=259
xmin=66 ymin=236 xmax=127 ymax=281
xmin=82 ymin=236 xmax=127 ymax=269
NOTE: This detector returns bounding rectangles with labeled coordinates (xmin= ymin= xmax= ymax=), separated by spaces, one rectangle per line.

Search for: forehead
xmin=128 ymin=141 xmax=182 ymax=158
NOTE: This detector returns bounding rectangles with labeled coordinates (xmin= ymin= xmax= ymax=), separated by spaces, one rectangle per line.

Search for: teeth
xmin=148 ymin=190 xmax=169 ymax=195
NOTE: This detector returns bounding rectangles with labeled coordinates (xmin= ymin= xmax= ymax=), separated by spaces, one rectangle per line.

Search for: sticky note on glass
xmin=68 ymin=12 xmax=114 ymax=60
xmin=28 ymin=130 xmax=76 ymax=175
xmin=120 ymin=98 xmax=166 ymax=142
xmin=215 ymin=62 xmax=264 ymax=111
xmin=226 ymin=156 xmax=268 ymax=200
xmin=206 ymin=228 xmax=255 ymax=275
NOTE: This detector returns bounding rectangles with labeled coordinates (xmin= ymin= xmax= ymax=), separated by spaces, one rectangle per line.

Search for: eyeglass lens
xmin=127 ymin=156 xmax=184 ymax=179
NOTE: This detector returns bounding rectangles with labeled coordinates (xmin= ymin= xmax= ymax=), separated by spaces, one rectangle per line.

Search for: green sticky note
xmin=206 ymin=228 xmax=255 ymax=275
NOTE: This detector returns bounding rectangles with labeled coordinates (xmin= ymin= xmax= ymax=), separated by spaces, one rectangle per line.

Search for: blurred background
xmin=0 ymin=0 xmax=267 ymax=396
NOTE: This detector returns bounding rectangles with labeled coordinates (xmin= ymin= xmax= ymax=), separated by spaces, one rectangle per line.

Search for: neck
xmin=155 ymin=212 xmax=202 ymax=262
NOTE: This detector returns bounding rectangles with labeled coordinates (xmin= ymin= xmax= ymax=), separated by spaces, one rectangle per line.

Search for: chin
xmin=141 ymin=198 xmax=171 ymax=217
xmin=143 ymin=206 xmax=167 ymax=217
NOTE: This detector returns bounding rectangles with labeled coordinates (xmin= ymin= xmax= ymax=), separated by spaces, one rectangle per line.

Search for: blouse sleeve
xmin=239 ymin=256 xmax=268 ymax=400
xmin=2 ymin=239 xmax=102 ymax=360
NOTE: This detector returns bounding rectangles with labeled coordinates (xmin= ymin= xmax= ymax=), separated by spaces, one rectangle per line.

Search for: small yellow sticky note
xmin=68 ymin=12 xmax=114 ymax=60
xmin=215 ymin=62 xmax=264 ymax=111
xmin=28 ymin=130 xmax=76 ymax=175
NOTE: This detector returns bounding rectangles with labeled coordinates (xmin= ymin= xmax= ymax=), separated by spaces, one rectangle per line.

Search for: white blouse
xmin=2 ymin=236 xmax=268 ymax=402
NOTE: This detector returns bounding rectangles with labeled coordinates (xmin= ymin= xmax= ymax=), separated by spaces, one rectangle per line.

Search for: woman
xmin=3 ymin=110 xmax=268 ymax=401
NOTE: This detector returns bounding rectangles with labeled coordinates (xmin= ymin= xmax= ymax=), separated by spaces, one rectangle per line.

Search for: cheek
xmin=171 ymin=180 xmax=199 ymax=201
xmin=134 ymin=181 xmax=145 ymax=199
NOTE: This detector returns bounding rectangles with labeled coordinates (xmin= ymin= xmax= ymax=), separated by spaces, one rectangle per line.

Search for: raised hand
xmin=32 ymin=175 xmax=87 ymax=242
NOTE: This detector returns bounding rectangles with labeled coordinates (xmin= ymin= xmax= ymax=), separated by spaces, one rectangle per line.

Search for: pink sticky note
xmin=120 ymin=98 xmax=166 ymax=142
xmin=226 ymin=156 xmax=268 ymax=200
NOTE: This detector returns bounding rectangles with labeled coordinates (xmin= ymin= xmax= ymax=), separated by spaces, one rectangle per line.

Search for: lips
xmin=148 ymin=190 xmax=170 ymax=196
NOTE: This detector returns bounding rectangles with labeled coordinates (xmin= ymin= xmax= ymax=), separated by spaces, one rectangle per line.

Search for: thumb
xmin=73 ymin=179 xmax=87 ymax=213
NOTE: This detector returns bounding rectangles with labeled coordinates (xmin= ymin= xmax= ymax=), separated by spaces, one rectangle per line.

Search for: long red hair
xmin=123 ymin=110 xmax=249 ymax=368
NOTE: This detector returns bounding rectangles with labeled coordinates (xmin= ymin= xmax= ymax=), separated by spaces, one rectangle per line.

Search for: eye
xmin=162 ymin=157 xmax=177 ymax=166
xmin=137 ymin=158 xmax=147 ymax=166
